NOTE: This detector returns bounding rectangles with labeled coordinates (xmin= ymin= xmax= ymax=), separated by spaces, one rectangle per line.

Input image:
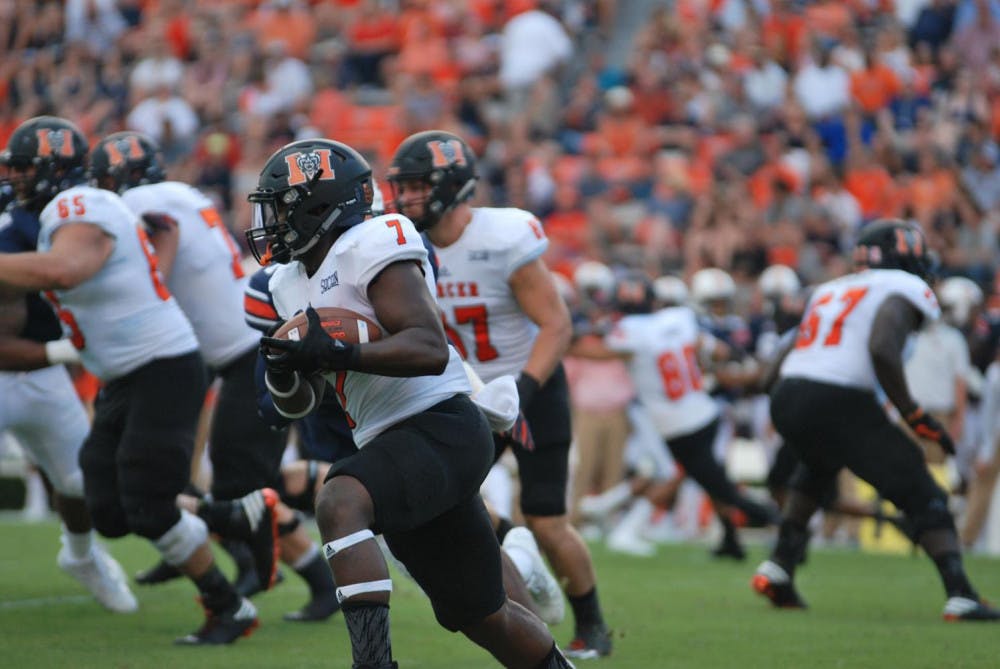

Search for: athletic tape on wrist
xmin=266 ymin=370 xmax=301 ymax=398
xmin=323 ymin=529 xmax=375 ymax=559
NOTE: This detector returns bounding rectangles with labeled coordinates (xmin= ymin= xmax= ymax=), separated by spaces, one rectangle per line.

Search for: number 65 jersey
xmin=37 ymin=185 xmax=198 ymax=382
xmin=780 ymin=268 xmax=940 ymax=391
xmin=268 ymin=213 xmax=470 ymax=448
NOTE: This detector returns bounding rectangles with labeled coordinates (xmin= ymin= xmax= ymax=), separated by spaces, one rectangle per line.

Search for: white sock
xmin=594 ymin=481 xmax=634 ymax=515
xmin=504 ymin=545 xmax=534 ymax=581
xmin=62 ymin=526 xmax=94 ymax=560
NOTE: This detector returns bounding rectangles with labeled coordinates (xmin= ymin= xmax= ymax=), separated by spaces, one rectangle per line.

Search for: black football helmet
xmin=853 ymin=219 xmax=932 ymax=279
xmin=386 ymin=130 xmax=477 ymax=231
xmin=89 ymin=131 xmax=166 ymax=193
xmin=0 ymin=116 xmax=89 ymax=212
xmin=246 ymin=138 xmax=373 ymax=265
xmin=614 ymin=271 xmax=655 ymax=314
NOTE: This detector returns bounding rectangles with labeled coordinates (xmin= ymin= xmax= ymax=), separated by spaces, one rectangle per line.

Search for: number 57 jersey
xmin=780 ymin=268 xmax=940 ymax=391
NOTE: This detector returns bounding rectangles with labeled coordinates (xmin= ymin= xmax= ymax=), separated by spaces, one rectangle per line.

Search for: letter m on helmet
xmin=426 ymin=139 xmax=468 ymax=168
xmin=36 ymin=129 xmax=76 ymax=158
xmin=285 ymin=149 xmax=335 ymax=187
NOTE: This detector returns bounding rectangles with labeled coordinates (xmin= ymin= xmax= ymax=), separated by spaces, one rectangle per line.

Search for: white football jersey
xmin=268 ymin=214 xmax=470 ymax=448
xmin=38 ymin=185 xmax=198 ymax=381
xmin=606 ymin=307 xmax=718 ymax=439
xmin=122 ymin=182 xmax=258 ymax=369
xmin=780 ymin=269 xmax=940 ymax=391
xmin=431 ymin=207 xmax=548 ymax=382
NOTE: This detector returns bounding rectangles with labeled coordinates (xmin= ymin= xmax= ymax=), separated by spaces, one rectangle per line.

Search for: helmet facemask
xmin=246 ymin=169 xmax=373 ymax=266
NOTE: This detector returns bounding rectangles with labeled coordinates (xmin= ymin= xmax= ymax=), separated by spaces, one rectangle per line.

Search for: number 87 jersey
xmin=780 ymin=268 xmax=940 ymax=391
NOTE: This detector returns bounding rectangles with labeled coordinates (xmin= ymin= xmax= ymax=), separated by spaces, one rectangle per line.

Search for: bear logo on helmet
xmin=285 ymin=149 xmax=335 ymax=187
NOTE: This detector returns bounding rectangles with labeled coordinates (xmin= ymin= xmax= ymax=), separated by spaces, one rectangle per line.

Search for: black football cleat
xmin=232 ymin=488 xmax=280 ymax=592
xmin=284 ymin=591 xmax=341 ymax=622
xmin=943 ymin=597 xmax=1000 ymax=621
xmin=175 ymin=597 xmax=259 ymax=645
xmin=711 ymin=536 xmax=747 ymax=561
xmin=134 ymin=559 xmax=182 ymax=586
xmin=752 ymin=560 xmax=807 ymax=609
xmin=564 ymin=623 xmax=612 ymax=659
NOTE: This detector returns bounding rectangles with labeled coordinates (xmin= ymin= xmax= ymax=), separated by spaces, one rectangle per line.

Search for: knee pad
xmin=51 ymin=469 xmax=84 ymax=498
xmin=154 ymin=509 xmax=209 ymax=566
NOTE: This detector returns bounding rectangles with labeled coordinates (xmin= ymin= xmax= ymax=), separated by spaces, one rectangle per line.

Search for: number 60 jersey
xmin=780 ymin=268 xmax=940 ymax=391
xmin=37 ymin=185 xmax=198 ymax=382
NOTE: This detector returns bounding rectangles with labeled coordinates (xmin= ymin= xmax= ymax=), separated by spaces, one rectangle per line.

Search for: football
xmin=272 ymin=306 xmax=383 ymax=345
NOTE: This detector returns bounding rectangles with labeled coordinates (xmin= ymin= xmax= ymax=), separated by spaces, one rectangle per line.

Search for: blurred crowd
xmin=3 ymin=0 xmax=1000 ymax=305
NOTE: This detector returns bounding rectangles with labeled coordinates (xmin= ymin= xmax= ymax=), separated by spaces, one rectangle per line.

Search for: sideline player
xmin=752 ymin=219 xmax=1000 ymax=621
xmin=387 ymin=130 xmax=610 ymax=658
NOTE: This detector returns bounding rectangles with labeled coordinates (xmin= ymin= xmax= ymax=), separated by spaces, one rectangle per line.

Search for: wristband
xmin=266 ymin=370 xmax=301 ymax=398
xmin=44 ymin=339 xmax=81 ymax=365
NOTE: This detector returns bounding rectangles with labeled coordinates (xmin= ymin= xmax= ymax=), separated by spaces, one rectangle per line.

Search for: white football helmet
xmin=758 ymin=264 xmax=801 ymax=298
xmin=573 ymin=261 xmax=615 ymax=301
xmin=938 ymin=276 xmax=983 ymax=327
xmin=652 ymin=275 xmax=689 ymax=307
xmin=690 ymin=267 xmax=735 ymax=304
xmin=551 ymin=271 xmax=577 ymax=304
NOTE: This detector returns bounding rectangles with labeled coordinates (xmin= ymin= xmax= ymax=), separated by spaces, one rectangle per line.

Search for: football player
xmin=0 ymin=116 xmax=257 ymax=644
xmin=388 ymin=130 xmax=611 ymax=658
xmin=572 ymin=271 xmax=780 ymax=560
xmin=0 ymin=165 xmax=136 ymax=614
xmin=751 ymin=219 xmax=1000 ymax=621
xmin=88 ymin=131 xmax=338 ymax=622
xmin=247 ymin=138 xmax=573 ymax=668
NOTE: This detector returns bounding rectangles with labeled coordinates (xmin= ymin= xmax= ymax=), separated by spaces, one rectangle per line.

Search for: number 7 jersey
xmin=780 ymin=268 xmax=940 ymax=391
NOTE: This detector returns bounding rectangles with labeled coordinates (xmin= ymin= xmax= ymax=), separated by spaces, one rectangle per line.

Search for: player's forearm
xmin=0 ymin=337 xmax=52 ymax=371
xmin=522 ymin=319 xmax=572 ymax=384
xmin=0 ymin=252 xmax=75 ymax=290
xmin=355 ymin=326 xmax=450 ymax=377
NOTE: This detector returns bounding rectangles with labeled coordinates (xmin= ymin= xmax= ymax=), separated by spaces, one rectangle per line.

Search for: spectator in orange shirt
xmin=850 ymin=48 xmax=902 ymax=117
xmin=247 ymin=0 xmax=316 ymax=62
xmin=844 ymin=146 xmax=899 ymax=221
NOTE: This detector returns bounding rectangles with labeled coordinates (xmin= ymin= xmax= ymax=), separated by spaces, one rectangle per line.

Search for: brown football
xmin=272 ymin=307 xmax=383 ymax=345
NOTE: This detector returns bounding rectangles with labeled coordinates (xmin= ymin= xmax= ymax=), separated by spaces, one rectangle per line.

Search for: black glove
xmin=260 ymin=306 xmax=360 ymax=374
xmin=905 ymin=407 xmax=955 ymax=455
xmin=515 ymin=372 xmax=540 ymax=412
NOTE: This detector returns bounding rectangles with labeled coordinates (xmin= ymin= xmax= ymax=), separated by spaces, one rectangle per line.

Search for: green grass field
xmin=3 ymin=519 xmax=1000 ymax=668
